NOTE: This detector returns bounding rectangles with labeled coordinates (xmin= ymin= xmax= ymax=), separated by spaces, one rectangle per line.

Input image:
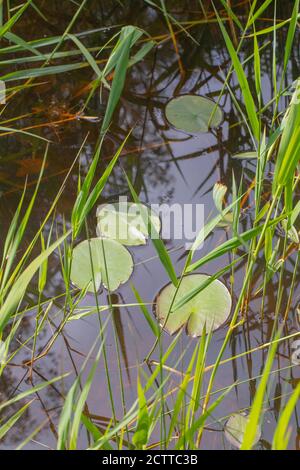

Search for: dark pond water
xmin=0 ymin=0 xmax=299 ymax=449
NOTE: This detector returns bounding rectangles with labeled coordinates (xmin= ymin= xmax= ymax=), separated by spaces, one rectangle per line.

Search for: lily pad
xmin=165 ymin=95 xmax=223 ymax=133
xmin=96 ymin=202 xmax=160 ymax=246
xmin=225 ymin=412 xmax=261 ymax=449
xmin=71 ymin=238 xmax=133 ymax=292
xmin=154 ymin=274 xmax=231 ymax=337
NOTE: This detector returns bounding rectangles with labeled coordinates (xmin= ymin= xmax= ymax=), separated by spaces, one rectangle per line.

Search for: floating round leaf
xmin=225 ymin=412 xmax=261 ymax=449
xmin=165 ymin=95 xmax=223 ymax=133
xmin=96 ymin=202 xmax=161 ymax=246
xmin=154 ymin=274 xmax=231 ymax=337
xmin=71 ymin=238 xmax=133 ymax=292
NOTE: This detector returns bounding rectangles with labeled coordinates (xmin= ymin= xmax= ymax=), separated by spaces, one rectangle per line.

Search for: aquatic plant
xmin=0 ymin=0 xmax=299 ymax=452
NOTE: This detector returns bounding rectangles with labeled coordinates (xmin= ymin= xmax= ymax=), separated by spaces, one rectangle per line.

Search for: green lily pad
xmin=165 ymin=95 xmax=223 ymax=133
xmin=154 ymin=274 xmax=231 ymax=337
xmin=70 ymin=238 xmax=133 ymax=292
xmin=225 ymin=412 xmax=261 ymax=449
xmin=96 ymin=202 xmax=161 ymax=246
xmin=232 ymin=151 xmax=257 ymax=159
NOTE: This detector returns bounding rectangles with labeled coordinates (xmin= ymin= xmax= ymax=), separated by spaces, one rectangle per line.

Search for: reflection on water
xmin=0 ymin=0 xmax=299 ymax=449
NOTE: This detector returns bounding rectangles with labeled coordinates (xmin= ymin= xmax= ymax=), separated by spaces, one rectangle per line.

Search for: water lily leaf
xmin=232 ymin=151 xmax=257 ymax=159
xmin=225 ymin=412 xmax=261 ymax=449
xmin=96 ymin=202 xmax=160 ymax=246
xmin=71 ymin=238 xmax=133 ymax=292
xmin=165 ymin=95 xmax=223 ymax=133
xmin=154 ymin=274 xmax=231 ymax=337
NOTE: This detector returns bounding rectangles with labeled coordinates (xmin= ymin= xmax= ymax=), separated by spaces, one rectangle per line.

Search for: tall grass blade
xmin=272 ymin=382 xmax=300 ymax=450
xmin=0 ymin=231 xmax=70 ymax=333
xmin=215 ymin=8 xmax=260 ymax=140
xmin=241 ymin=331 xmax=280 ymax=449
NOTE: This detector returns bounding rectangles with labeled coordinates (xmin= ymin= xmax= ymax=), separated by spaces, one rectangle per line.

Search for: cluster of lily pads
xmin=70 ymin=95 xmax=236 ymax=339
xmin=70 ymin=202 xmax=161 ymax=292
xmin=70 ymin=200 xmax=232 ymax=339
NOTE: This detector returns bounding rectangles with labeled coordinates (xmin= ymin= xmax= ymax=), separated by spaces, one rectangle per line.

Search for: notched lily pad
xmin=70 ymin=238 xmax=133 ymax=292
xmin=96 ymin=202 xmax=161 ymax=246
xmin=165 ymin=95 xmax=223 ymax=133
xmin=154 ymin=274 xmax=232 ymax=337
xmin=225 ymin=412 xmax=261 ymax=449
